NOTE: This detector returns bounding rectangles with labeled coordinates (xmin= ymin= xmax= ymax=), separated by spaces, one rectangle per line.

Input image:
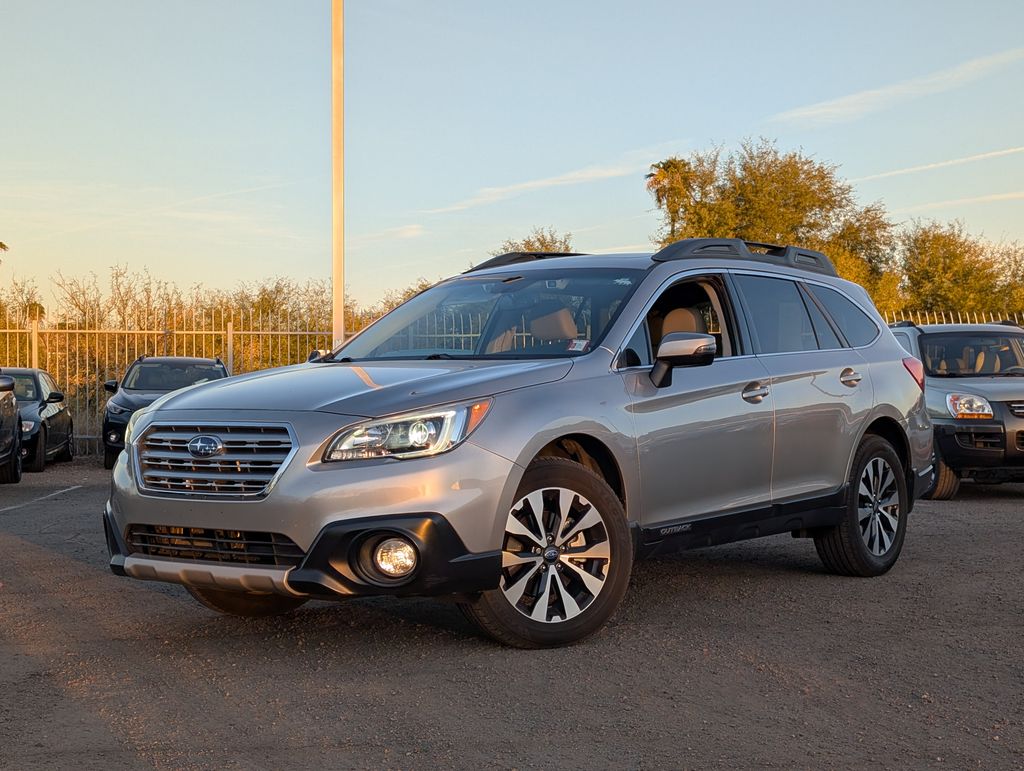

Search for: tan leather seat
xmin=661 ymin=308 xmax=707 ymax=336
xmin=530 ymin=308 xmax=577 ymax=341
xmin=486 ymin=328 xmax=517 ymax=354
xmin=975 ymin=350 xmax=1001 ymax=374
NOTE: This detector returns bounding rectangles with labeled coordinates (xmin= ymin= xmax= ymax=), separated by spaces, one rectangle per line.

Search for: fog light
xmin=108 ymin=431 xmax=120 ymax=443
xmin=372 ymin=537 xmax=417 ymax=578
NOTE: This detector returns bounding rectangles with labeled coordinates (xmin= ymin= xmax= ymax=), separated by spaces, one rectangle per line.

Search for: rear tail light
xmin=902 ymin=357 xmax=925 ymax=391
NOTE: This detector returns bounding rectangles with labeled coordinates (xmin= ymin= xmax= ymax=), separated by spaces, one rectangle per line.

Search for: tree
xmin=493 ymin=226 xmax=574 ymax=255
xmin=645 ymin=139 xmax=902 ymax=311
xmin=899 ymin=221 xmax=1003 ymax=313
xmin=0 ymin=241 xmax=7 ymax=268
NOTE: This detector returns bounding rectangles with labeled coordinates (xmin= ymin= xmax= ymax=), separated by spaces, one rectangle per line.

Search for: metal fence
xmin=1 ymin=309 xmax=332 ymax=456
xmin=882 ymin=310 xmax=1024 ymax=325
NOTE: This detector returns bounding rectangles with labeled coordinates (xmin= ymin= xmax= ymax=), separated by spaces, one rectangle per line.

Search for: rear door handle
xmin=742 ymin=382 xmax=770 ymax=403
xmin=840 ymin=368 xmax=862 ymax=387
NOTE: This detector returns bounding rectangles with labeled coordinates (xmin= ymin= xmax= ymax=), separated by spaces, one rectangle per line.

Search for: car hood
xmin=108 ymin=390 xmax=166 ymax=413
xmin=926 ymin=376 xmax=1024 ymax=402
xmin=148 ymin=359 xmax=574 ymax=417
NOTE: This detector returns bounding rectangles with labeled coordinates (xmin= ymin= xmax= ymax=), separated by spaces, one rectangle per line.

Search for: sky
xmin=2 ymin=0 xmax=1024 ymax=307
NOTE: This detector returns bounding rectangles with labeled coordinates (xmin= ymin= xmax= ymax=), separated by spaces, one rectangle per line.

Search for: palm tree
xmin=645 ymin=158 xmax=691 ymax=241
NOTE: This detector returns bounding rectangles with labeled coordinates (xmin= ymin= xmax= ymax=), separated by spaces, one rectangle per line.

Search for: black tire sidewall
xmin=27 ymin=427 xmax=46 ymax=472
xmin=472 ymin=458 xmax=632 ymax=647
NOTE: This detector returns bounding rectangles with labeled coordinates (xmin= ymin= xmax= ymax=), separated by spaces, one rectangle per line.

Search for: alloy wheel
xmin=858 ymin=457 xmax=900 ymax=556
xmin=500 ymin=487 xmax=611 ymax=623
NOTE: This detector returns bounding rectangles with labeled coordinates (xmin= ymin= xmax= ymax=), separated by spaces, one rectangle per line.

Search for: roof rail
xmin=465 ymin=251 xmax=587 ymax=273
xmin=651 ymin=238 xmax=837 ymax=277
xmin=1000 ymin=319 xmax=1022 ymax=328
xmin=889 ymin=320 xmax=920 ymax=329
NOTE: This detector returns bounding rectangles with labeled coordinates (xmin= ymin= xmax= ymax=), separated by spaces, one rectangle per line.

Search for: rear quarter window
xmin=806 ymin=285 xmax=880 ymax=347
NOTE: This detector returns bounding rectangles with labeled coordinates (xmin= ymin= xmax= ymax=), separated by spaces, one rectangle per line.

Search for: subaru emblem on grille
xmin=187 ymin=434 xmax=224 ymax=458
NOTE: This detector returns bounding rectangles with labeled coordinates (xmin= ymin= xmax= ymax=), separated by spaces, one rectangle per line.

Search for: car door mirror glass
xmin=651 ymin=332 xmax=716 ymax=387
xmin=46 ymin=391 xmax=65 ymax=403
xmin=0 ymin=376 xmax=13 ymax=393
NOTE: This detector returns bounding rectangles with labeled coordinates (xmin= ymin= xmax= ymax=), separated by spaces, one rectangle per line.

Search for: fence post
xmin=30 ymin=319 xmax=39 ymax=369
xmin=226 ymin=321 xmax=234 ymax=374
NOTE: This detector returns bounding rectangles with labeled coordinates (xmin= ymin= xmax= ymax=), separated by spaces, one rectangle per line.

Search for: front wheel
xmin=186 ymin=585 xmax=308 ymax=617
xmin=459 ymin=457 xmax=633 ymax=648
xmin=26 ymin=427 xmax=46 ymax=472
xmin=103 ymin=448 xmax=118 ymax=470
xmin=815 ymin=435 xmax=908 ymax=577
xmin=923 ymin=459 xmax=960 ymax=501
xmin=57 ymin=423 xmax=75 ymax=462
xmin=0 ymin=430 xmax=22 ymax=484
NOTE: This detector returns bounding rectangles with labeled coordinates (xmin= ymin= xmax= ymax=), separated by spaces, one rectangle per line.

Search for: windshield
xmin=10 ymin=374 xmax=39 ymax=402
xmin=122 ymin=361 xmax=227 ymax=391
xmin=920 ymin=332 xmax=1024 ymax=376
xmin=334 ymin=268 xmax=645 ymax=361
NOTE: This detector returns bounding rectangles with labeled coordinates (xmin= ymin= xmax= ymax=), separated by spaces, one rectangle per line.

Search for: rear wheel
xmin=103 ymin=448 xmax=118 ymax=470
xmin=186 ymin=585 xmax=308 ymax=617
xmin=815 ymin=435 xmax=908 ymax=577
xmin=459 ymin=457 xmax=632 ymax=648
xmin=924 ymin=459 xmax=960 ymax=501
xmin=26 ymin=427 xmax=46 ymax=472
xmin=0 ymin=429 xmax=23 ymax=484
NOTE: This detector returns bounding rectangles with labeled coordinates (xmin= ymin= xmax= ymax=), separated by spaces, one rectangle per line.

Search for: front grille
xmin=955 ymin=431 xmax=1003 ymax=450
xmin=136 ymin=423 xmax=294 ymax=497
xmin=127 ymin=524 xmax=305 ymax=567
xmin=1017 ymin=432 xmax=1024 ymax=451
xmin=1008 ymin=402 xmax=1024 ymax=418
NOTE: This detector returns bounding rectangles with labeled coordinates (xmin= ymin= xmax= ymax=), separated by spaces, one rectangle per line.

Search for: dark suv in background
xmin=103 ymin=356 xmax=229 ymax=469
xmin=891 ymin=321 xmax=1024 ymax=499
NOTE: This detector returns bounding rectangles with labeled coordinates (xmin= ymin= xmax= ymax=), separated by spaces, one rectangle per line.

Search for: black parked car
xmin=0 ymin=375 xmax=22 ymax=484
xmin=3 ymin=368 xmax=74 ymax=472
xmin=103 ymin=356 xmax=230 ymax=469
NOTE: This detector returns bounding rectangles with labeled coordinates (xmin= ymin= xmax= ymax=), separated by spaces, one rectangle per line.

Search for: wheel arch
xmin=857 ymin=414 xmax=915 ymax=510
xmin=532 ymin=433 xmax=626 ymax=507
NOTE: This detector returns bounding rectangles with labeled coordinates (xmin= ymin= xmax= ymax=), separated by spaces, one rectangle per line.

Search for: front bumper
xmin=104 ymin=505 xmax=500 ymax=598
xmin=933 ymin=409 xmax=1024 ymax=476
xmin=102 ymin=413 xmax=130 ymax=450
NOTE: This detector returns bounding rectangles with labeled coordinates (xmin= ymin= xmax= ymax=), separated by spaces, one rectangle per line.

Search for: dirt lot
xmin=1 ymin=460 xmax=1021 ymax=769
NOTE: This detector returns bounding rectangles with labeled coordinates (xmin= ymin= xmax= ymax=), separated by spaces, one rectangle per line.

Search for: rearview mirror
xmin=103 ymin=379 xmax=118 ymax=394
xmin=46 ymin=391 xmax=65 ymax=403
xmin=0 ymin=376 xmax=13 ymax=393
xmin=651 ymin=332 xmax=716 ymax=388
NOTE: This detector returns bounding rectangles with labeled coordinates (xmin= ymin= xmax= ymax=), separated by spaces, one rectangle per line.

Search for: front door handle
xmin=840 ymin=368 xmax=862 ymax=387
xmin=742 ymin=382 xmax=770 ymax=403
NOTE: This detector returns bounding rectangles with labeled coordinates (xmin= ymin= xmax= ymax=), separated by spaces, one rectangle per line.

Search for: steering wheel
xmin=1002 ymin=366 xmax=1024 ymax=374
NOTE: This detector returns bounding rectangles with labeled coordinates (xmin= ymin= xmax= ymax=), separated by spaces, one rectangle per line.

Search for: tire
xmin=103 ymin=448 xmax=118 ymax=470
xmin=26 ymin=428 xmax=46 ymax=473
xmin=57 ymin=423 xmax=75 ymax=462
xmin=815 ymin=435 xmax=908 ymax=577
xmin=923 ymin=459 xmax=960 ymax=501
xmin=0 ymin=429 xmax=23 ymax=485
xmin=185 ymin=585 xmax=308 ymax=617
xmin=459 ymin=457 xmax=633 ymax=648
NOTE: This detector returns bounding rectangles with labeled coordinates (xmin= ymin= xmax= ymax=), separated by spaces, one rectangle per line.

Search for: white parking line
xmin=0 ymin=485 xmax=84 ymax=514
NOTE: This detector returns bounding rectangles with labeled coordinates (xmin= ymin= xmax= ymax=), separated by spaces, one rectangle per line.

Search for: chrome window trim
xmin=132 ymin=420 xmax=299 ymax=501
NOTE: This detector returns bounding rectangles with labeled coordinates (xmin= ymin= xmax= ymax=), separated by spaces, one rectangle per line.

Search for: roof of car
xmin=911 ymin=323 xmax=1023 ymax=334
xmin=0 ymin=367 xmax=43 ymax=376
xmin=130 ymin=356 xmax=224 ymax=365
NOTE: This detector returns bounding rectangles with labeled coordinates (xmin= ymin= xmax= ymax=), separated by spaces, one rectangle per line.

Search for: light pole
xmin=331 ymin=0 xmax=345 ymax=348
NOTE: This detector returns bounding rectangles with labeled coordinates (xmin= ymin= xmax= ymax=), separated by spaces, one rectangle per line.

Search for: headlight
xmin=123 ymin=408 xmax=149 ymax=446
xmin=107 ymin=402 xmax=130 ymax=416
xmin=946 ymin=393 xmax=993 ymax=419
xmin=324 ymin=400 xmax=492 ymax=462
xmin=21 ymin=421 xmax=35 ymax=434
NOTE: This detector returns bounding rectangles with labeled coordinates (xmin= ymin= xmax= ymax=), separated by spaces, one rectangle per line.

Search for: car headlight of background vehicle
xmin=324 ymin=400 xmax=491 ymax=462
xmin=946 ymin=393 xmax=994 ymax=419
xmin=21 ymin=421 xmax=35 ymax=434
xmin=106 ymin=402 xmax=130 ymax=416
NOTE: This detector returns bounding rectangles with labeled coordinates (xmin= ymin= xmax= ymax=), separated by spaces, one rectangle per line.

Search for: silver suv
xmin=105 ymin=238 xmax=935 ymax=647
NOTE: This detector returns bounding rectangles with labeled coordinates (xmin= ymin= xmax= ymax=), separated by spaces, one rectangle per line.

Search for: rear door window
xmin=733 ymin=275 xmax=818 ymax=354
xmin=806 ymin=285 xmax=879 ymax=347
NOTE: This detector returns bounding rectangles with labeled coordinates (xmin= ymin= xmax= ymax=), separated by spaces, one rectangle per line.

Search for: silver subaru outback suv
xmin=105 ymin=238 xmax=934 ymax=647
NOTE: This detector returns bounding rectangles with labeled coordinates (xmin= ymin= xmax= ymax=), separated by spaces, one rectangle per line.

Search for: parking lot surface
xmin=1 ymin=461 xmax=1021 ymax=769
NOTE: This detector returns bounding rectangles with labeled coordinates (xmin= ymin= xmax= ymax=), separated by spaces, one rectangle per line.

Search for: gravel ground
xmin=1 ymin=460 xmax=1021 ymax=770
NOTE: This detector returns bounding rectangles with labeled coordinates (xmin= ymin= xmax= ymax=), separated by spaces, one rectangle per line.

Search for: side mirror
xmin=46 ymin=391 xmax=65 ymax=404
xmin=307 ymin=349 xmax=329 ymax=363
xmin=650 ymin=332 xmax=716 ymax=388
xmin=0 ymin=376 xmax=13 ymax=393
xmin=103 ymin=379 xmax=118 ymax=394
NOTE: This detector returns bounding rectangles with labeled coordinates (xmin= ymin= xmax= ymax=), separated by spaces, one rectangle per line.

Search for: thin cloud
xmin=893 ymin=191 xmax=1024 ymax=214
xmin=771 ymin=48 xmax=1024 ymax=126
xmin=348 ymin=223 xmax=425 ymax=246
xmin=852 ymin=146 xmax=1024 ymax=182
xmin=423 ymin=140 xmax=688 ymax=214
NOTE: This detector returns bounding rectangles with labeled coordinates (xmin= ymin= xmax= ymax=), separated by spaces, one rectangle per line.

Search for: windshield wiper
xmin=423 ymin=353 xmax=465 ymax=360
